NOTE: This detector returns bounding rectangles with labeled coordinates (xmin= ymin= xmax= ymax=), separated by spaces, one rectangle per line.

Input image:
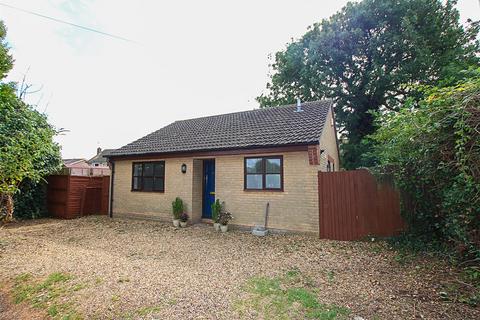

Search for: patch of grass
xmin=286 ymin=267 xmax=301 ymax=278
xmin=120 ymin=305 xmax=163 ymax=319
xmin=248 ymin=277 xmax=281 ymax=296
xmin=11 ymin=272 xmax=84 ymax=319
xmin=136 ymin=305 xmax=162 ymax=316
xmin=0 ymin=238 xmax=8 ymax=249
xmin=72 ymin=283 xmax=87 ymax=291
xmin=286 ymin=288 xmax=319 ymax=309
xmin=236 ymin=271 xmax=350 ymax=319
xmin=14 ymin=273 xmax=32 ymax=283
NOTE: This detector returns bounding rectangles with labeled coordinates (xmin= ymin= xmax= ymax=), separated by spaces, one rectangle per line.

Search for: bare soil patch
xmin=0 ymin=216 xmax=478 ymax=319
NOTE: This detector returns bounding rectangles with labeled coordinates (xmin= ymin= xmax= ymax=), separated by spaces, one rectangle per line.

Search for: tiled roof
xmin=108 ymin=100 xmax=332 ymax=157
xmin=88 ymin=149 xmax=114 ymax=164
xmin=63 ymin=159 xmax=87 ymax=167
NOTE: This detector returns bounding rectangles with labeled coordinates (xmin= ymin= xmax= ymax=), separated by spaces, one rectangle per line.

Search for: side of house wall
xmin=319 ymin=108 xmax=340 ymax=171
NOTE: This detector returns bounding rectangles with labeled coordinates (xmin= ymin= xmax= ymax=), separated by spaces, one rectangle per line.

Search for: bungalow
xmin=106 ymin=100 xmax=339 ymax=233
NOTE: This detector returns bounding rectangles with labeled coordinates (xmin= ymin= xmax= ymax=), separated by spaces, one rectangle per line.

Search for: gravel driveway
xmin=0 ymin=216 xmax=478 ymax=319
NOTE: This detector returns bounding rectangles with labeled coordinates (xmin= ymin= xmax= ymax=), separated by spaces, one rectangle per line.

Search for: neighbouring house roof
xmin=88 ymin=149 xmax=114 ymax=165
xmin=63 ymin=159 xmax=89 ymax=168
xmin=108 ymin=100 xmax=333 ymax=157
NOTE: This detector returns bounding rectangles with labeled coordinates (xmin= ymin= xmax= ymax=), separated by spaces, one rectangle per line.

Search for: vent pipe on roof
xmin=295 ymin=98 xmax=303 ymax=112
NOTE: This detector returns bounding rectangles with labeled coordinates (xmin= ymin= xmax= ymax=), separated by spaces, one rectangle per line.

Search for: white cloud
xmin=2 ymin=0 xmax=479 ymax=158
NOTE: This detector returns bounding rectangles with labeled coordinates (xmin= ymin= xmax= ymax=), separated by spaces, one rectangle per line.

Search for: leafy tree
xmin=0 ymin=22 xmax=13 ymax=80
xmin=370 ymin=70 xmax=480 ymax=259
xmin=0 ymin=21 xmax=61 ymax=221
xmin=257 ymin=0 xmax=480 ymax=169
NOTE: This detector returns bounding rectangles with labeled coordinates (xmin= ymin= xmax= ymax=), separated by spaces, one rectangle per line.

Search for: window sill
xmin=243 ymin=189 xmax=283 ymax=192
xmin=130 ymin=190 xmax=165 ymax=193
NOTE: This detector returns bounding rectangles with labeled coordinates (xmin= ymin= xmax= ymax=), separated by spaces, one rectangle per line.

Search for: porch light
xmin=181 ymin=163 xmax=187 ymax=174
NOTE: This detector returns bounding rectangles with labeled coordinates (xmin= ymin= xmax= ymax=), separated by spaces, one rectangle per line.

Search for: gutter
xmin=330 ymin=101 xmax=341 ymax=169
xmin=108 ymin=160 xmax=115 ymax=218
xmin=104 ymin=142 xmax=317 ymax=161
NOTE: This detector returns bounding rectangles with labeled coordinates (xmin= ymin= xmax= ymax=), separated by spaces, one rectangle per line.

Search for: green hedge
xmin=370 ymin=70 xmax=480 ymax=259
xmin=13 ymin=179 xmax=49 ymax=220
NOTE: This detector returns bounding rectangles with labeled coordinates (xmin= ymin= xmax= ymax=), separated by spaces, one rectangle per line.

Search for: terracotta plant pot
xmin=173 ymin=219 xmax=180 ymax=227
xmin=180 ymin=221 xmax=187 ymax=228
xmin=220 ymin=224 xmax=228 ymax=233
xmin=214 ymin=223 xmax=220 ymax=231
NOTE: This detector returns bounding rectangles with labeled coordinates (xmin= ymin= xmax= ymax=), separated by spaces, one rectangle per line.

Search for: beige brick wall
xmin=113 ymin=157 xmax=194 ymax=221
xmin=112 ymin=151 xmax=321 ymax=234
xmin=319 ymin=108 xmax=340 ymax=171
xmin=191 ymin=159 xmax=203 ymax=223
xmin=216 ymin=151 xmax=319 ymax=233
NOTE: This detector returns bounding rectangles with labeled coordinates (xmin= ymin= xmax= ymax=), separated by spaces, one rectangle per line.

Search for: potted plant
xmin=180 ymin=212 xmax=189 ymax=227
xmin=218 ymin=211 xmax=233 ymax=233
xmin=171 ymin=197 xmax=183 ymax=227
xmin=211 ymin=199 xmax=222 ymax=231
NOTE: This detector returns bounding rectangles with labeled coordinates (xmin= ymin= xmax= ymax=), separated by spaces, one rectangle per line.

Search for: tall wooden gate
xmin=318 ymin=169 xmax=403 ymax=240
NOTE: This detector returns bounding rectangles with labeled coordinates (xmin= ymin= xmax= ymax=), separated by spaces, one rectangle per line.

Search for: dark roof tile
xmin=109 ymin=100 xmax=332 ymax=156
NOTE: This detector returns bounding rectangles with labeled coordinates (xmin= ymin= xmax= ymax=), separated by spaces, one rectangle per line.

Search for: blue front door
xmin=202 ymin=159 xmax=215 ymax=219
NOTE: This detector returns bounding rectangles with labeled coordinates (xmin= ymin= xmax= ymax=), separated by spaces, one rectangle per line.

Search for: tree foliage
xmin=370 ymin=70 xmax=480 ymax=259
xmin=257 ymin=0 xmax=479 ymax=169
xmin=0 ymin=22 xmax=13 ymax=80
xmin=0 ymin=21 xmax=61 ymax=221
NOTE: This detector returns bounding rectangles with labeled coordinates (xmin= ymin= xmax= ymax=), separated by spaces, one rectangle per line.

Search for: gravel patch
xmin=0 ymin=216 xmax=478 ymax=319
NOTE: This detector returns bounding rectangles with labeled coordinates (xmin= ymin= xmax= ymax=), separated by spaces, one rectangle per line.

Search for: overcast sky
xmin=2 ymin=0 xmax=479 ymax=159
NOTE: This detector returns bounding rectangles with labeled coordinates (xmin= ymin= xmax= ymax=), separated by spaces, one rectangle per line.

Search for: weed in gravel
xmin=286 ymin=268 xmax=300 ymax=278
xmin=236 ymin=271 xmax=350 ymax=319
xmin=326 ymin=271 xmax=335 ymax=283
xmin=136 ymin=305 xmax=162 ymax=316
xmin=394 ymin=251 xmax=416 ymax=265
xmin=118 ymin=305 xmax=163 ymax=319
xmin=0 ymin=238 xmax=8 ymax=249
xmin=118 ymin=277 xmax=130 ymax=283
xmin=11 ymin=272 xmax=84 ymax=319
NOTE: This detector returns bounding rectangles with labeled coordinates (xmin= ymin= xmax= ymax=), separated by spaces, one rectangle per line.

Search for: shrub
xmin=13 ymin=179 xmax=49 ymax=220
xmin=218 ymin=211 xmax=233 ymax=226
xmin=370 ymin=70 xmax=480 ymax=259
xmin=171 ymin=197 xmax=183 ymax=220
xmin=211 ymin=199 xmax=222 ymax=223
xmin=180 ymin=212 xmax=189 ymax=223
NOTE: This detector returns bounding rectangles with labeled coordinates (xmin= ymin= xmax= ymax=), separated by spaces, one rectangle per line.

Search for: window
xmin=244 ymin=156 xmax=283 ymax=190
xmin=132 ymin=161 xmax=165 ymax=192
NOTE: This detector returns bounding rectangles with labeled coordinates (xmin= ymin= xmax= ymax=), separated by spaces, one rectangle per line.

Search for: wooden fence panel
xmin=47 ymin=175 xmax=110 ymax=219
xmin=318 ymin=169 xmax=403 ymax=240
xmin=101 ymin=176 xmax=110 ymax=214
